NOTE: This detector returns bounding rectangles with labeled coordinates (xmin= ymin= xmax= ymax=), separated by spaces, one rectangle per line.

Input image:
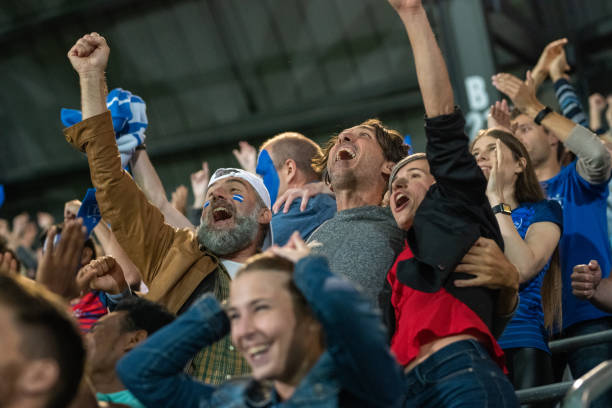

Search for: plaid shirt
xmin=187 ymin=265 xmax=250 ymax=384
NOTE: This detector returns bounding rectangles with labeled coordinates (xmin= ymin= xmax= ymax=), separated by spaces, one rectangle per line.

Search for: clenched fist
xmin=67 ymin=32 xmax=110 ymax=75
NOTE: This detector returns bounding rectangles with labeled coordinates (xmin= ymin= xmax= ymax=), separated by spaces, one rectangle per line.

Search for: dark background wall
xmin=1 ymin=0 xmax=611 ymax=220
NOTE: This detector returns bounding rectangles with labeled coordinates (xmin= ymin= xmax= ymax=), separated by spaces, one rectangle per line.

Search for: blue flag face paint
xmin=203 ymin=201 xmax=210 ymax=209
xmin=256 ymin=149 xmax=280 ymax=205
xmin=232 ymin=194 xmax=244 ymax=203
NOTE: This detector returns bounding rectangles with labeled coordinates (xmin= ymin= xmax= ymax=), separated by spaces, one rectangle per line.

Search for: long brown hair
xmin=473 ymin=129 xmax=562 ymax=331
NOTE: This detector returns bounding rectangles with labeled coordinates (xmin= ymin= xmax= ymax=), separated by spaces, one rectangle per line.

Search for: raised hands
xmin=549 ymin=47 xmax=571 ymax=82
xmin=36 ymin=219 xmax=87 ymax=298
xmin=190 ymin=161 xmax=210 ymax=209
xmin=171 ymin=185 xmax=188 ymax=215
xmin=268 ymin=231 xmax=311 ymax=264
xmin=485 ymin=139 xmax=513 ymax=205
xmin=67 ymin=32 xmax=110 ymax=75
xmin=0 ymin=251 xmax=19 ymax=275
xmin=571 ymin=260 xmax=602 ymax=300
xmin=76 ymin=255 xmax=128 ymax=295
xmin=589 ymin=93 xmax=607 ymax=131
xmin=232 ymin=141 xmax=257 ymax=174
xmin=487 ymin=100 xmax=512 ymax=133
xmin=532 ymin=38 xmax=568 ymax=88
xmin=492 ymin=71 xmax=543 ymax=118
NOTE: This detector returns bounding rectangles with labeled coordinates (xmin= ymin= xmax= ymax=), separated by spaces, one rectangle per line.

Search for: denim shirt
xmin=117 ymin=256 xmax=404 ymax=408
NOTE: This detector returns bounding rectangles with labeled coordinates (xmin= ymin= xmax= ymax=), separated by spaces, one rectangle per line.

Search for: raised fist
xmin=67 ymin=32 xmax=110 ymax=75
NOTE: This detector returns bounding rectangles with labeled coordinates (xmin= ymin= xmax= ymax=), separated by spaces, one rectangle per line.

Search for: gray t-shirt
xmin=307 ymin=205 xmax=405 ymax=308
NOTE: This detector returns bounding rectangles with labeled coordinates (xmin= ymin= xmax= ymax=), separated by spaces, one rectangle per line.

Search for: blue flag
xmin=77 ymin=188 xmax=101 ymax=236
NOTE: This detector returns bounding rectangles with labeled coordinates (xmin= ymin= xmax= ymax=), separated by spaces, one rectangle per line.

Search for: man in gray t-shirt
xmin=307 ymin=119 xmax=408 ymax=306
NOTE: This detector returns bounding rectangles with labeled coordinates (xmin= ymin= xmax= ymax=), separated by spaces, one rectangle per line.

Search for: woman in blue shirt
xmin=472 ymin=128 xmax=563 ymax=395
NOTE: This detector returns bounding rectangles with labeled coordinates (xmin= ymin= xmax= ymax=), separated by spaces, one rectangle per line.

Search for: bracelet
xmin=534 ymin=106 xmax=552 ymax=126
xmin=135 ymin=143 xmax=147 ymax=151
xmin=491 ymin=203 xmax=512 ymax=215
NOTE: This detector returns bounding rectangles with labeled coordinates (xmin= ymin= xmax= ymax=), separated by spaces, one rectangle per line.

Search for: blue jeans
xmin=553 ymin=317 xmax=612 ymax=408
xmin=403 ymin=340 xmax=518 ymax=408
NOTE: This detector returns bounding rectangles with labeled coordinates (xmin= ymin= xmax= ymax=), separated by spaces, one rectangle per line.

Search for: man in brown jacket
xmin=64 ymin=32 xmax=273 ymax=384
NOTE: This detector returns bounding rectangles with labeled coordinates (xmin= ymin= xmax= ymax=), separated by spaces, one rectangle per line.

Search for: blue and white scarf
xmin=61 ymin=88 xmax=147 ymax=168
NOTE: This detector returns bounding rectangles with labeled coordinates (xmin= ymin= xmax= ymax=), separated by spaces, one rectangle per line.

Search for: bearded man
xmin=63 ymin=32 xmax=273 ymax=384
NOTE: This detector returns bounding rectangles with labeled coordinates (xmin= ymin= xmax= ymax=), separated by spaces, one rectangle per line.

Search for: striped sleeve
xmin=553 ymin=78 xmax=589 ymax=128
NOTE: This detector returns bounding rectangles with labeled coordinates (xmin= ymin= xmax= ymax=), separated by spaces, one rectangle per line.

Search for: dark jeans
xmin=553 ymin=317 xmax=612 ymax=408
xmin=505 ymin=347 xmax=554 ymax=408
xmin=403 ymin=339 xmax=518 ymax=407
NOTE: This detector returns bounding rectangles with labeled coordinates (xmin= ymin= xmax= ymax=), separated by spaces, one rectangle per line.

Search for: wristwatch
xmin=492 ymin=203 xmax=512 ymax=215
xmin=534 ymin=106 xmax=553 ymax=126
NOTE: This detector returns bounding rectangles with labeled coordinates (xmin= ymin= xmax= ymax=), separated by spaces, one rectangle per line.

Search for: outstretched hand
xmin=268 ymin=231 xmax=311 ymax=264
xmin=76 ymin=255 xmax=128 ymax=295
xmin=67 ymin=32 xmax=110 ymax=75
xmin=571 ymin=260 xmax=602 ymax=300
xmin=492 ymin=71 xmax=543 ymax=116
xmin=36 ymin=219 xmax=87 ymax=298
xmin=232 ymin=141 xmax=257 ymax=174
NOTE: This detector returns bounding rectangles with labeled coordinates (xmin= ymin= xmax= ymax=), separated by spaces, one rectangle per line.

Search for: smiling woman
xmin=116 ymin=233 xmax=405 ymax=407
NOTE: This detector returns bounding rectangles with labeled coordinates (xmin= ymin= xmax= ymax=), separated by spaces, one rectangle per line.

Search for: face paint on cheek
xmin=203 ymin=201 xmax=210 ymax=209
xmin=256 ymin=149 xmax=280 ymax=204
xmin=232 ymin=194 xmax=244 ymax=203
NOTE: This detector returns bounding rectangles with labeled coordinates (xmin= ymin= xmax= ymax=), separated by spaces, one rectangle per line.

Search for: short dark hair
xmin=0 ymin=274 xmax=85 ymax=408
xmin=313 ymin=118 xmax=409 ymax=185
xmin=260 ymin=132 xmax=322 ymax=181
xmin=510 ymin=107 xmax=564 ymax=161
xmin=115 ymin=297 xmax=175 ymax=335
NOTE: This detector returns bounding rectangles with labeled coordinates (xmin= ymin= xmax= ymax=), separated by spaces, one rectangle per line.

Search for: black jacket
xmin=382 ymin=108 xmax=507 ymax=340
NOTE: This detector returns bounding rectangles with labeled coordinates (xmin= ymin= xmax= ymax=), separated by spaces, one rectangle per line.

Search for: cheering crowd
xmin=2 ymin=0 xmax=612 ymax=407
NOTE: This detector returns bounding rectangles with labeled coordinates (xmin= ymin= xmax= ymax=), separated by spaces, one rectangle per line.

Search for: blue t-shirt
xmin=271 ymin=193 xmax=336 ymax=246
xmin=543 ymin=160 xmax=611 ymax=330
xmin=498 ymin=200 xmax=563 ymax=353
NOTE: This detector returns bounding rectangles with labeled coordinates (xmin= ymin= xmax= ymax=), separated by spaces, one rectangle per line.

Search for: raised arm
xmin=92 ymin=221 xmax=142 ymax=287
xmin=67 ymin=33 xmax=108 ymax=120
xmin=64 ymin=33 xmax=181 ymax=285
xmin=485 ymin=145 xmax=562 ymax=283
xmin=388 ymin=0 xmax=454 ymax=117
xmin=494 ymin=72 xmax=611 ymax=184
xmin=130 ymin=149 xmax=195 ymax=229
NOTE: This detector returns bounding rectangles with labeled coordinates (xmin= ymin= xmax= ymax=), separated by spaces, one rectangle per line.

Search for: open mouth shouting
xmin=208 ymin=200 xmax=236 ymax=226
xmin=392 ymin=191 xmax=411 ymax=213
xmin=335 ymin=144 xmax=357 ymax=162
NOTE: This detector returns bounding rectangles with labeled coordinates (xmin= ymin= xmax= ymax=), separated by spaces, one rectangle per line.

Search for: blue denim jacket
xmin=117 ymin=255 xmax=404 ymax=407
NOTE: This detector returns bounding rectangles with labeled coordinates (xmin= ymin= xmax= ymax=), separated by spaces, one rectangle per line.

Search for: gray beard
xmin=196 ymin=211 xmax=259 ymax=256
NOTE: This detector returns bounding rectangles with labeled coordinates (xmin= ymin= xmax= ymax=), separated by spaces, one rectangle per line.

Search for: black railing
xmin=515 ymin=329 xmax=612 ymax=406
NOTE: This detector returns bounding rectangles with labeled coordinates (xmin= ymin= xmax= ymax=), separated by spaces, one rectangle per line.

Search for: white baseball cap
xmin=208 ymin=168 xmax=273 ymax=249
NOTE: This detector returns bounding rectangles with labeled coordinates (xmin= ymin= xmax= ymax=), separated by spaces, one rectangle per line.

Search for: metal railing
xmin=515 ymin=329 xmax=612 ymax=406
xmin=562 ymin=361 xmax=612 ymax=408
